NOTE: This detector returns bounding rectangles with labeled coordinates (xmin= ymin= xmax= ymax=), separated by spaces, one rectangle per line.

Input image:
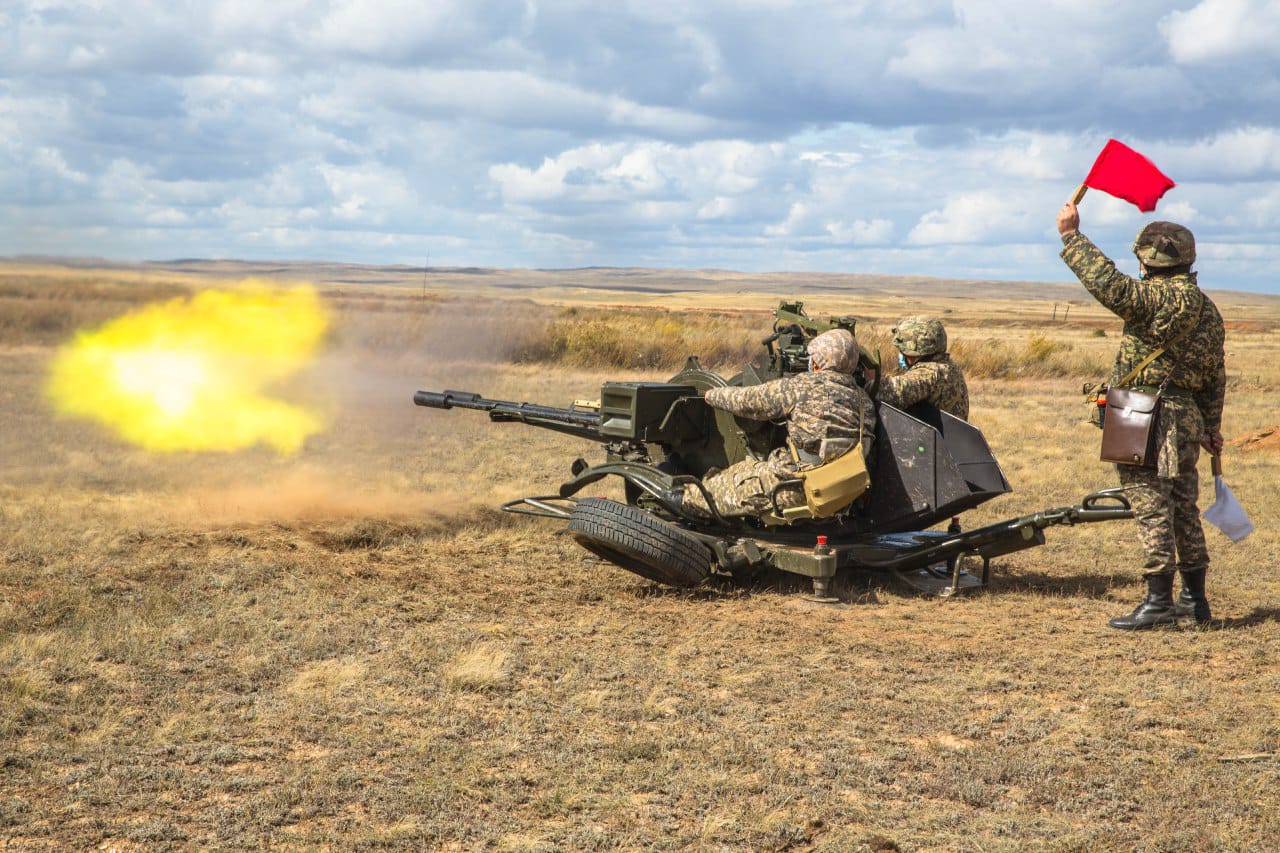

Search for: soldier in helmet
xmin=876 ymin=316 xmax=969 ymax=420
xmin=1057 ymin=202 xmax=1226 ymax=629
xmin=675 ymin=328 xmax=877 ymax=519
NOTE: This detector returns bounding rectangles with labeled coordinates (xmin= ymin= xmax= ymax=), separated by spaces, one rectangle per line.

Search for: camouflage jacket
xmin=704 ymin=371 xmax=876 ymax=465
xmin=1061 ymin=232 xmax=1226 ymax=433
xmin=876 ymin=354 xmax=969 ymax=420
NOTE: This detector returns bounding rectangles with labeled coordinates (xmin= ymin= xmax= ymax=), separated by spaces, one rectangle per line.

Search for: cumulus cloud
xmin=310 ymin=0 xmax=521 ymax=61
xmin=1162 ymin=0 xmax=1280 ymax=64
xmin=319 ymin=163 xmax=417 ymax=225
xmin=907 ymin=192 xmax=1034 ymax=245
xmin=490 ymin=139 xmax=798 ymax=214
xmin=1163 ymin=128 xmax=1280 ymax=181
xmin=826 ymin=218 xmax=894 ymax=245
xmin=887 ymin=1 xmax=1135 ymax=97
xmin=0 ymin=1 xmax=1278 ymax=289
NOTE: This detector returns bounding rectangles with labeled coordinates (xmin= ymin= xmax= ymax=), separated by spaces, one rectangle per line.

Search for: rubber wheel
xmin=567 ymin=498 xmax=712 ymax=588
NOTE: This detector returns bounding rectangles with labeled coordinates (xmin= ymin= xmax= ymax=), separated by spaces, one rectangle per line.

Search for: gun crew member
xmin=876 ymin=316 xmax=969 ymax=420
xmin=676 ymin=329 xmax=876 ymax=519
xmin=1058 ymin=202 xmax=1226 ymax=630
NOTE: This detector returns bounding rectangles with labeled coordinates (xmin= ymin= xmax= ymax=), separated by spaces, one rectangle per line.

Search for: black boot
xmin=1108 ymin=572 xmax=1179 ymax=630
xmin=653 ymin=486 xmax=688 ymax=514
xmin=1174 ymin=570 xmax=1212 ymax=624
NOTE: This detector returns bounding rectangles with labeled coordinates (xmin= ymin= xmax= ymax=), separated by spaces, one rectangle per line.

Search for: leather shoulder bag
xmin=1099 ymin=322 xmax=1193 ymax=468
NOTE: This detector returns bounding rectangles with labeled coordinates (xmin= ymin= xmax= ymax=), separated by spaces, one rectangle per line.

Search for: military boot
xmin=653 ymin=485 xmax=689 ymax=514
xmin=1108 ymin=572 xmax=1179 ymax=630
xmin=1174 ymin=569 xmax=1212 ymax=625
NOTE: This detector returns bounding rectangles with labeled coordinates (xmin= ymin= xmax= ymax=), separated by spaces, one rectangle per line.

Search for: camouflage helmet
xmin=1132 ymin=221 xmax=1195 ymax=269
xmin=808 ymin=328 xmax=858 ymax=374
xmin=891 ymin=316 xmax=947 ymax=357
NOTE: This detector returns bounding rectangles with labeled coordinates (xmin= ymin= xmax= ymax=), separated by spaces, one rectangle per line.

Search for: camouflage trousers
xmin=1116 ymin=402 xmax=1209 ymax=577
xmin=681 ymin=452 xmax=805 ymax=519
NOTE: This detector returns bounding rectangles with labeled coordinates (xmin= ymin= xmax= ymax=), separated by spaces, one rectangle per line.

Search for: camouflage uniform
xmin=681 ymin=372 xmax=877 ymax=518
xmin=1061 ymin=231 xmax=1226 ymax=577
xmin=877 ymin=355 xmax=969 ymax=420
xmin=877 ymin=315 xmax=969 ymax=420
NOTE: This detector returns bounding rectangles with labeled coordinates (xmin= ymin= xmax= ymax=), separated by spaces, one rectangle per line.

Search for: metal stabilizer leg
xmin=896 ymin=553 xmax=988 ymax=598
xmin=940 ymin=553 xmax=988 ymax=598
xmin=805 ymin=576 xmax=841 ymax=604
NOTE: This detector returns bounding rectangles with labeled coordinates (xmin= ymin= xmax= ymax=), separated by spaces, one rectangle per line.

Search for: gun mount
xmin=414 ymin=301 xmax=1132 ymax=598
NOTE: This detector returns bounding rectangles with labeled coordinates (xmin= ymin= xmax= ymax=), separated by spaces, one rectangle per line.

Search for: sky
xmin=2 ymin=0 xmax=1279 ymax=291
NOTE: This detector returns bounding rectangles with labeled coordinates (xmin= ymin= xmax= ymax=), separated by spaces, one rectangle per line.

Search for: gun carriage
xmin=415 ymin=302 xmax=1131 ymax=598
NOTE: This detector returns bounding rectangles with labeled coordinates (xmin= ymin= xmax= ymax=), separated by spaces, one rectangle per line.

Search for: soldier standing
xmin=1057 ymin=201 xmax=1226 ymax=629
xmin=876 ymin=316 xmax=969 ymax=420
xmin=677 ymin=329 xmax=877 ymax=519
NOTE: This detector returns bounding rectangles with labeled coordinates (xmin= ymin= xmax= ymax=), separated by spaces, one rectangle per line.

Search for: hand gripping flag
xmin=1071 ymin=139 xmax=1176 ymax=212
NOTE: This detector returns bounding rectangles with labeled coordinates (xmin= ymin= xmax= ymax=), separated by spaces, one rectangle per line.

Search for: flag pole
xmin=1070 ymin=184 xmax=1088 ymax=205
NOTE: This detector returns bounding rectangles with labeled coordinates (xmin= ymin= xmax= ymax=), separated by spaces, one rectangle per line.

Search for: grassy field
xmin=3 ymin=265 xmax=1280 ymax=850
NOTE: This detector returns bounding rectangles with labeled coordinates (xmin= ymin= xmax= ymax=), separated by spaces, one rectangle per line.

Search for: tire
xmin=567 ymin=498 xmax=712 ymax=588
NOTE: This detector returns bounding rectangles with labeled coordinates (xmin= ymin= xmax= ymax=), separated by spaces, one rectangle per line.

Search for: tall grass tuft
xmin=506 ymin=308 xmax=1104 ymax=379
xmin=510 ymin=307 xmax=769 ymax=371
xmin=444 ymin=642 xmax=513 ymax=692
xmin=0 ymin=275 xmax=193 ymax=345
xmin=951 ymin=333 xmax=1102 ymax=379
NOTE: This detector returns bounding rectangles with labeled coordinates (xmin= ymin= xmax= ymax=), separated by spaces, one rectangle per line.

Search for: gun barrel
xmin=415 ymin=389 xmax=603 ymax=441
xmin=414 ymin=390 xmax=484 ymax=410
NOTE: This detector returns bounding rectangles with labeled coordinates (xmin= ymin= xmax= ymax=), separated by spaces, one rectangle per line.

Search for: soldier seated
xmin=674 ymin=329 xmax=877 ymax=520
xmin=876 ymin=316 xmax=969 ymax=421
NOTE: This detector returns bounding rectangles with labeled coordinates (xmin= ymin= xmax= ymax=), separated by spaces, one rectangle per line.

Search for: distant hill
xmin=136 ymin=258 xmax=1096 ymax=301
xmin=4 ymin=255 xmax=1277 ymax=308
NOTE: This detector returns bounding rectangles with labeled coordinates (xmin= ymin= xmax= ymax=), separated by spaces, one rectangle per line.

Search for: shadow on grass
xmin=629 ymin=579 xmax=745 ymax=601
xmin=992 ymin=568 xmax=1132 ymax=598
xmin=627 ymin=567 xmax=889 ymax=605
xmin=1213 ymin=607 xmax=1280 ymax=631
xmin=981 ymin=572 xmax=1280 ymax=632
xmin=749 ymin=568 xmax=887 ymax=604
xmin=622 ymin=568 xmax=1280 ymax=619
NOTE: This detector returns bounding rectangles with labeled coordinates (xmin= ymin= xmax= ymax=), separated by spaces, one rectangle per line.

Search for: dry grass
xmin=3 ymin=266 xmax=1280 ymax=850
xmin=510 ymin=305 xmax=769 ymax=371
xmin=0 ymin=274 xmax=192 ymax=345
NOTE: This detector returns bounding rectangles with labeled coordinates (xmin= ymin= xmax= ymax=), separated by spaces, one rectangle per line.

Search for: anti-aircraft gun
xmin=762 ymin=300 xmax=876 ymax=386
xmin=415 ymin=302 xmax=1132 ymax=598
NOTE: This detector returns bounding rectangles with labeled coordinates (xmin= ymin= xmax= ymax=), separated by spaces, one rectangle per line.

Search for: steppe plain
xmin=2 ymin=258 xmax=1279 ymax=851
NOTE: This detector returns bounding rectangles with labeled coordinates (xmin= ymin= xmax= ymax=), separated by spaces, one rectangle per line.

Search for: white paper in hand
xmin=1203 ymin=475 xmax=1253 ymax=542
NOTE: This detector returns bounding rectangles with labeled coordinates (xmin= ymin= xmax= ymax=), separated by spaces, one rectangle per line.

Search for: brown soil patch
xmin=1229 ymin=425 xmax=1280 ymax=451
xmin=1224 ymin=319 xmax=1276 ymax=333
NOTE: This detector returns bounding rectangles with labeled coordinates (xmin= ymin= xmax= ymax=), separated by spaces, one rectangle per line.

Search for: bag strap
xmin=1116 ymin=319 xmax=1196 ymax=389
xmin=790 ymin=401 xmax=866 ymax=468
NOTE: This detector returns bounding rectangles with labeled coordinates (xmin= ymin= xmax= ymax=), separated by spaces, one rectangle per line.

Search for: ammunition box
xmin=598 ymin=382 xmax=699 ymax=442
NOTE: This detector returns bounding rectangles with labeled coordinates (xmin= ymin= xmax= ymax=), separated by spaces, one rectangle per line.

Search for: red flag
xmin=1082 ymin=139 xmax=1175 ymax=212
